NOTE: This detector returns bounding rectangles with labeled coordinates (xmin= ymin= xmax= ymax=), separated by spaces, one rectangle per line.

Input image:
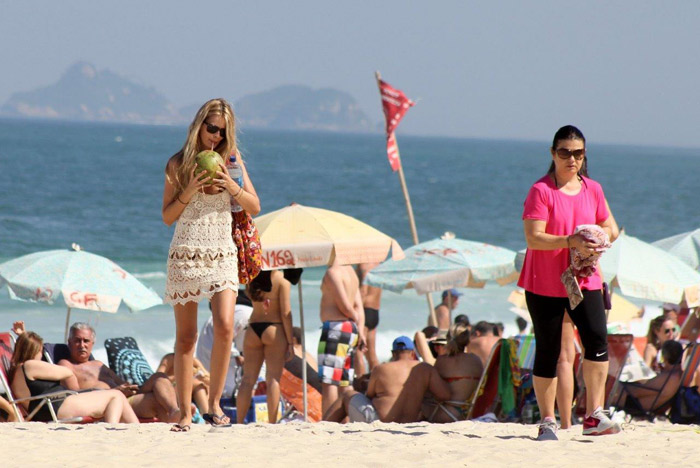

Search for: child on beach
xmin=162 ymin=98 xmax=260 ymax=432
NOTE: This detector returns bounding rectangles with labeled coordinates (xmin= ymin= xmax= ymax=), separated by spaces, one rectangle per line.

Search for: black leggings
xmin=525 ymin=290 xmax=608 ymax=378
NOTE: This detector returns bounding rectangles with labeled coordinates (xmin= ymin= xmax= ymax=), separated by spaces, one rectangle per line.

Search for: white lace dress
xmin=164 ymin=190 xmax=238 ymax=305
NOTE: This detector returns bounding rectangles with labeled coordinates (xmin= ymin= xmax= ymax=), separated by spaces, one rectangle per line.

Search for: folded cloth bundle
xmin=561 ymin=224 xmax=611 ymax=309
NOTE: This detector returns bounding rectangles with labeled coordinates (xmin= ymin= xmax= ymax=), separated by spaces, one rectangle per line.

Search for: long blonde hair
xmin=171 ymin=98 xmax=240 ymax=194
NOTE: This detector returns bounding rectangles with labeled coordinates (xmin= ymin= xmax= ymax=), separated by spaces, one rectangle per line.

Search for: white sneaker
xmin=537 ymin=417 xmax=558 ymax=441
xmin=582 ymin=407 xmax=621 ymax=436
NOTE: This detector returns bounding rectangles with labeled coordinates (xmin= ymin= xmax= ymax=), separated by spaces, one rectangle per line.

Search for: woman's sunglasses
xmin=555 ymin=148 xmax=585 ymax=160
xmin=203 ymin=121 xmax=226 ymax=138
xmin=664 ymin=328 xmax=674 ymax=334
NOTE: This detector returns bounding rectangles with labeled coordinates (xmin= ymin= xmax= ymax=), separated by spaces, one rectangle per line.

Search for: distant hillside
xmin=0 ymin=62 xmax=181 ymax=124
xmin=232 ymin=85 xmax=373 ymax=133
xmin=1 ymin=62 xmax=376 ymax=132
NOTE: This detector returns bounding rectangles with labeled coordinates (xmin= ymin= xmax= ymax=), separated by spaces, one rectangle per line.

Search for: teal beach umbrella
xmin=600 ymin=233 xmax=700 ymax=307
xmin=365 ymin=237 xmax=518 ymax=295
xmin=653 ymin=228 xmax=700 ymax=271
xmin=0 ymin=244 xmax=162 ymax=340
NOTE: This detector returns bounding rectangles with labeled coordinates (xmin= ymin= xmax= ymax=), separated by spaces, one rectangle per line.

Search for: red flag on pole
xmin=379 ymin=79 xmax=415 ymax=134
xmin=386 ymin=132 xmax=401 ymax=171
xmin=378 ymin=79 xmax=415 ymax=172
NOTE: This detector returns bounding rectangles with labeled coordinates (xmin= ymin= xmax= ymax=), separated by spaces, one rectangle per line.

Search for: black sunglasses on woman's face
xmin=203 ymin=121 xmax=226 ymax=138
xmin=554 ymin=148 xmax=585 ymax=160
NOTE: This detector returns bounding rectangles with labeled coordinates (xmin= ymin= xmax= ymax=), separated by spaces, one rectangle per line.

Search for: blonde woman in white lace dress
xmin=161 ymin=98 xmax=260 ymax=431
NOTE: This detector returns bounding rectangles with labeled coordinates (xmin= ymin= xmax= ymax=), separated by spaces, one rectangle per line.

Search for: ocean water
xmin=1 ymin=118 xmax=700 ymax=365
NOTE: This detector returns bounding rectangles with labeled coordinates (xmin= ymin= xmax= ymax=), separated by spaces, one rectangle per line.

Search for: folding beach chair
xmin=425 ymin=340 xmax=506 ymax=422
xmin=464 ymin=339 xmax=521 ymax=420
xmin=278 ymin=355 xmax=323 ymax=422
xmin=424 ymin=343 xmax=500 ymax=423
xmin=0 ymin=332 xmax=85 ymax=423
xmin=574 ymin=334 xmax=633 ymax=416
xmin=615 ymin=342 xmax=700 ymax=421
xmin=679 ymin=308 xmax=700 ymax=343
xmin=42 ymin=342 xmax=95 ymax=364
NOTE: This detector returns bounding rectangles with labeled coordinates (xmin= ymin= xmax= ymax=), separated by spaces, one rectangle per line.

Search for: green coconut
xmin=194 ymin=150 xmax=223 ymax=185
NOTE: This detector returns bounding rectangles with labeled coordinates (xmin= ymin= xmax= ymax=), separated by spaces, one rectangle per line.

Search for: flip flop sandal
xmin=170 ymin=423 xmax=191 ymax=433
xmin=202 ymin=413 xmax=231 ymax=426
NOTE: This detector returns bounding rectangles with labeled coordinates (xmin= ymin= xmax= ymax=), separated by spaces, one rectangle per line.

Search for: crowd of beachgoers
xmin=3 ymin=278 xmax=695 ymax=433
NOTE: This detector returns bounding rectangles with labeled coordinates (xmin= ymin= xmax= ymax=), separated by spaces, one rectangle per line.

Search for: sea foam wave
xmin=133 ymin=271 xmax=167 ymax=279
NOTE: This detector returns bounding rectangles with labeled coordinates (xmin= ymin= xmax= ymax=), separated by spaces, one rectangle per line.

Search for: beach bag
xmin=670 ymin=386 xmax=700 ymax=424
xmin=232 ymin=210 xmax=262 ymax=284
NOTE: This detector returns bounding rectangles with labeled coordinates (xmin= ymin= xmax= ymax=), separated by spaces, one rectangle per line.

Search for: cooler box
xmin=220 ymin=395 xmax=283 ymax=423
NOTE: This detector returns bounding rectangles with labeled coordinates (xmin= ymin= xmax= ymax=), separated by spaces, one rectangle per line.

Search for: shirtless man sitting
xmin=318 ymin=258 xmax=367 ymax=415
xmin=468 ymin=321 xmax=500 ymax=366
xmin=323 ymin=336 xmax=451 ymax=423
xmin=58 ymin=323 xmax=179 ymax=422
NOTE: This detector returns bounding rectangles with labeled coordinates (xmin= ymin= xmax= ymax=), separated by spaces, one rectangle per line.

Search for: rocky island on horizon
xmin=0 ymin=61 xmax=377 ymax=133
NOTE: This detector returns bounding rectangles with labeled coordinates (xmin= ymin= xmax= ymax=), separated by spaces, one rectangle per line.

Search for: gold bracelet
xmin=234 ymin=186 xmax=244 ymax=200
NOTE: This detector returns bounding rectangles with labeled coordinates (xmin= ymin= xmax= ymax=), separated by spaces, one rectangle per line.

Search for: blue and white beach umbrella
xmin=653 ymin=228 xmax=700 ymax=271
xmin=600 ymin=233 xmax=700 ymax=307
xmin=365 ymin=237 xmax=518 ymax=295
xmin=0 ymin=244 xmax=162 ymax=339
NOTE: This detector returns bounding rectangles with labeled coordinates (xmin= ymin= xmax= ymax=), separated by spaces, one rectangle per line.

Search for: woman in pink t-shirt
xmin=518 ymin=125 xmax=619 ymax=440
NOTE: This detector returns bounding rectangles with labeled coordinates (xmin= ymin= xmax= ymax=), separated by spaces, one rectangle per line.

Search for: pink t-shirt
xmin=517 ymin=175 xmax=609 ymax=297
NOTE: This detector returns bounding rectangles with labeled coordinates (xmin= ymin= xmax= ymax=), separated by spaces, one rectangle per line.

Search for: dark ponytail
xmin=247 ymin=271 xmax=272 ymax=303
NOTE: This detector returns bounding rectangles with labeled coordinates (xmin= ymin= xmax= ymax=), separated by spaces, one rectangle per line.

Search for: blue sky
xmin=2 ymin=1 xmax=700 ymax=147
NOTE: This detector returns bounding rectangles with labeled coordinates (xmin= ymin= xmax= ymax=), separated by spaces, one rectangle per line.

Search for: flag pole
xmin=375 ymin=71 xmax=437 ymax=326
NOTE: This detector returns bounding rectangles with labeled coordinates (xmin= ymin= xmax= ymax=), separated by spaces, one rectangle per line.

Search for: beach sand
xmin=0 ymin=420 xmax=696 ymax=467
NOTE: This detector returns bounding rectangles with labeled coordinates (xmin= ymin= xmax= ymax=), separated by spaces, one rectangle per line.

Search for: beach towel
xmin=561 ymin=224 xmax=611 ymax=309
xmin=498 ymin=339 xmax=521 ymax=415
xmin=104 ymin=337 xmax=154 ymax=387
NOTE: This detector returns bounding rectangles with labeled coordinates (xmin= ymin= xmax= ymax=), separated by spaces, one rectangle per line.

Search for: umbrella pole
xmin=376 ymin=72 xmax=435 ymax=326
xmin=298 ymin=279 xmax=308 ymax=422
xmin=64 ymin=307 xmax=72 ymax=342
xmin=427 ymin=294 xmax=437 ymax=327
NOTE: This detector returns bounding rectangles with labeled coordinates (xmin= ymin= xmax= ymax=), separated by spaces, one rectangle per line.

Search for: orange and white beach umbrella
xmin=253 ymin=203 xmax=403 ymax=421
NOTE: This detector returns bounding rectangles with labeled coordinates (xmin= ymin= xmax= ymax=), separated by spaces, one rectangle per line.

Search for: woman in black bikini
xmin=9 ymin=331 xmax=139 ymax=423
xmin=236 ymin=270 xmax=293 ymax=423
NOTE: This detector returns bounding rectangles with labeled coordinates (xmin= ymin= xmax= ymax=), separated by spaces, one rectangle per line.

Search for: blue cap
xmin=442 ymin=288 xmax=463 ymax=299
xmin=392 ymin=336 xmax=415 ymax=351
